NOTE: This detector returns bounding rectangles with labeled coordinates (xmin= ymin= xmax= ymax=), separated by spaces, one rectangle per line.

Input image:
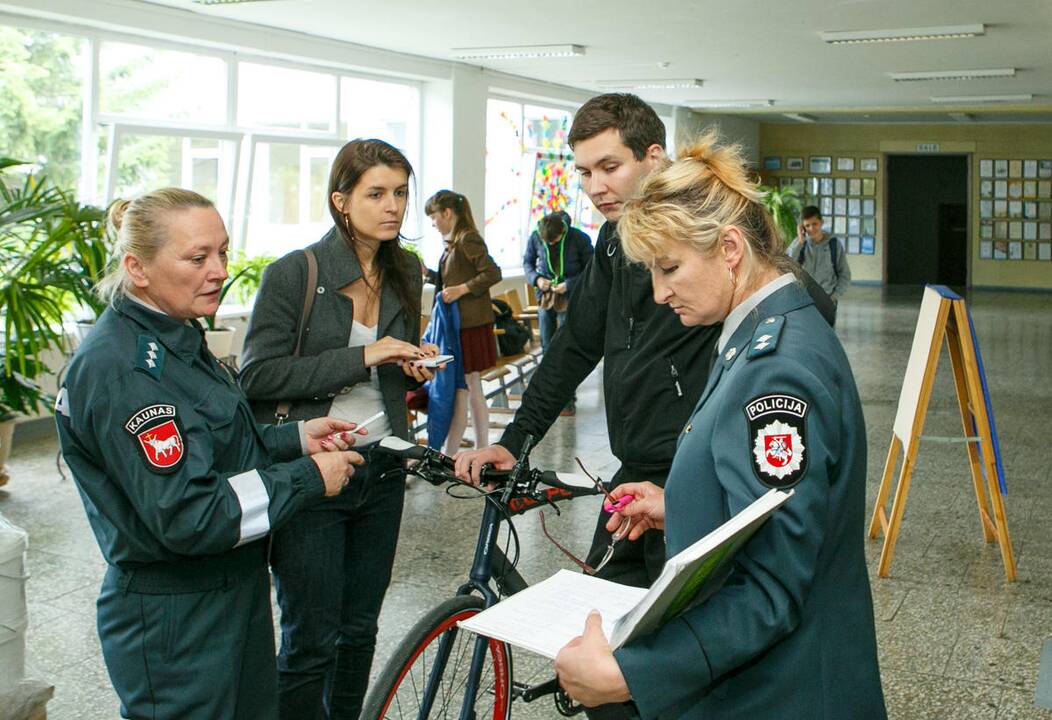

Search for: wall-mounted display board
xmin=770 ymin=167 xmax=877 ymax=255
xmin=978 ymin=158 xmax=1052 ymax=262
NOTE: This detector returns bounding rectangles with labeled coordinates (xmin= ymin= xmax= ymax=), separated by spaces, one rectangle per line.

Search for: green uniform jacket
xmin=615 ymin=280 xmax=886 ymax=720
xmin=55 ymin=296 xmax=325 ymax=567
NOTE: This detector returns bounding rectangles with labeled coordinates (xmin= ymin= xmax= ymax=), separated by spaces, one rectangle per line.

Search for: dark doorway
xmin=886 ymin=155 xmax=969 ymax=287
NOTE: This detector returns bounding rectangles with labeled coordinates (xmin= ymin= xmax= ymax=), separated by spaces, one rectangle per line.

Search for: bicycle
xmin=361 ymin=435 xmax=607 ymax=720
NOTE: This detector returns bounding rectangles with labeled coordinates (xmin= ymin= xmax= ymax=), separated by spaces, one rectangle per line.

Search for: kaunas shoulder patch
xmin=125 ymin=403 xmax=185 ymax=474
xmin=744 ymin=394 xmax=808 ymax=488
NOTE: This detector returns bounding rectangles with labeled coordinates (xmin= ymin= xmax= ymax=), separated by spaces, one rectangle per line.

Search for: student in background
xmin=523 ymin=210 xmax=594 ymax=350
xmin=424 ymin=190 xmax=502 ymax=455
xmin=241 ymin=139 xmax=437 ymax=720
xmin=787 ymin=205 xmax=851 ymax=322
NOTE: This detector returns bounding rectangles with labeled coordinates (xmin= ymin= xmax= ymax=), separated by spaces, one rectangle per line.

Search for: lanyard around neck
xmin=542 ymin=232 xmax=566 ymax=284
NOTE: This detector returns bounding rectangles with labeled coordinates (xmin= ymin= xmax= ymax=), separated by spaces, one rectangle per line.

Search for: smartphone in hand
xmin=411 ymin=354 xmax=454 ymax=368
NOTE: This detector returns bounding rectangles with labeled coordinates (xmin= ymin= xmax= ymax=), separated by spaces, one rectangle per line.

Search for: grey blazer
xmin=239 ymin=227 xmax=422 ymax=439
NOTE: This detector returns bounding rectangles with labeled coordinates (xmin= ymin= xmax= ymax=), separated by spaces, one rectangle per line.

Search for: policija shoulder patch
xmin=124 ymin=403 xmax=185 ymax=474
xmin=744 ymin=394 xmax=808 ymax=488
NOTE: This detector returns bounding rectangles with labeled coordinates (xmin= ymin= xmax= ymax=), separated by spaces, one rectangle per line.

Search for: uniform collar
xmin=718 ymin=273 xmax=795 ymax=354
xmin=113 ymin=294 xmax=205 ymax=362
xmin=717 ymin=278 xmax=813 ymax=368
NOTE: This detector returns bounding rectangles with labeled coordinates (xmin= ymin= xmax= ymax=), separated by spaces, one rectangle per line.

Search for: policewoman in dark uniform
xmin=555 ymin=134 xmax=886 ymax=720
xmin=55 ymin=188 xmax=364 ymax=720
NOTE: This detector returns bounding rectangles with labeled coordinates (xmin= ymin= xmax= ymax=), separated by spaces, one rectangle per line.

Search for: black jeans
xmin=270 ymin=449 xmax=406 ymax=720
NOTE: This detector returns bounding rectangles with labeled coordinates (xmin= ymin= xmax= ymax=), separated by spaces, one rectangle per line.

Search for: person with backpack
xmin=424 ymin=190 xmax=502 ymax=455
xmin=523 ymin=210 xmax=594 ymax=350
xmin=787 ymin=205 xmax=851 ymax=324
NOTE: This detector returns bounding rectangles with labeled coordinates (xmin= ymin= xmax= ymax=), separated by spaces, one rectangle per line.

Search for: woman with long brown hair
xmin=424 ymin=190 xmax=502 ymax=455
xmin=241 ymin=139 xmax=438 ymax=719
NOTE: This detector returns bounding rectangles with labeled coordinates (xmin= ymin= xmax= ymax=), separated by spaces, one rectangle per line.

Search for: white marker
xmin=356 ymin=411 xmax=386 ymax=432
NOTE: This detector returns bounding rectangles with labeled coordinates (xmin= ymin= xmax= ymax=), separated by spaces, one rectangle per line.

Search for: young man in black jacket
xmin=455 ymin=94 xmax=835 ymax=589
xmin=456 ymin=93 xmax=711 ymax=587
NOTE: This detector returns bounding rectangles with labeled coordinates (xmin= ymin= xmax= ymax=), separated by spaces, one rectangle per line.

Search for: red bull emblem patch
xmin=125 ymin=404 xmax=185 ymax=473
xmin=744 ymin=394 xmax=809 ymax=488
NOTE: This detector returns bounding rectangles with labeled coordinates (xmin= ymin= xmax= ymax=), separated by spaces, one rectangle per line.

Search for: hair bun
xmin=107 ymin=198 xmax=132 ymax=233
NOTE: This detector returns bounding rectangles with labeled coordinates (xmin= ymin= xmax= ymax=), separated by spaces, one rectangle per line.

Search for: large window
xmin=1 ymin=18 xmax=422 ymax=260
xmin=0 ymin=25 xmax=86 ymax=190
xmin=484 ymin=98 xmax=600 ymax=270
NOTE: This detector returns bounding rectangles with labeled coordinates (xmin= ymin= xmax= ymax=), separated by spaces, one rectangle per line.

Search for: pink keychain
xmin=603 ymin=495 xmax=635 ymax=514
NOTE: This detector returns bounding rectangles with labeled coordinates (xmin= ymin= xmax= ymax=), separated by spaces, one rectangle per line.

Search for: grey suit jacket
xmin=239 ymin=227 xmax=422 ymax=438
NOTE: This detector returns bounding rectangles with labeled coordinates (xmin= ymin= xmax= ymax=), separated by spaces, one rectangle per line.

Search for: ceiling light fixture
xmin=450 ymin=44 xmax=585 ymax=60
xmin=597 ymin=78 xmax=703 ymax=90
xmin=821 ymin=23 xmax=985 ymax=45
xmin=783 ymin=112 xmax=817 ymax=123
xmin=191 ymin=0 xmax=280 ymax=4
xmin=686 ymin=99 xmax=774 ymax=109
xmin=890 ymin=68 xmax=1016 ymax=82
xmin=930 ymin=94 xmax=1033 ymax=104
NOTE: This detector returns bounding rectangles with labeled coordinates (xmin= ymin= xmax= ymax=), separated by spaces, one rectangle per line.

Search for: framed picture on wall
xmin=836 ymin=157 xmax=855 ymax=171
xmin=834 ymin=178 xmax=847 ymax=195
xmin=863 ymin=217 xmax=876 ymax=235
xmin=980 ymin=180 xmax=993 ymax=198
xmin=820 ymin=178 xmax=834 ymax=195
xmin=848 ymin=217 xmax=861 ymax=235
xmin=860 ymin=158 xmax=878 ymax=172
xmin=994 ymin=200 xmax=1007 ymax=216
xmin=763 ymin=156 xmax=782 ymax=170
xmin=808 ymin=177 xmax=820 ymax=197
xmin=820 ymin=197 xmax=834 ymax=216
xmin=1009 ymin=159 xmax=1023 ymax=178
xmin=995 ymin=160 xmax=1009 ymax=178
xmin=979 ymin=241 xmax=993 ymax=259
xmin=980 ymin=200 xmax=993 ymax=219
xmin=860 ymin=235 xmax=875 ymax=254
xmin=834 ymin=198 xmax=847 ymax=215
xmin=863 ymin=198 xmax=876 ymax=215
xmin=779 ymin=177 xmax=793 ymax=189
xmin=848 ymin=198 xmax=861 ymax=216
xmin=1024 ymin=181 xmax=1037 ymax=198
xmin=994 ymin=241 xmax=1007 ymax=259
xmin=994 ymin=220 xmax=1008 ymax=239
xmin=1024 ymin=159 xmax=1038 ymax=178
xmin=1040 ymin=243 xmax=1052 ymax=261
xmin=1041 ymin=202 xmax=1052 ymax=219
xmin=1009 ymin=221 xmax=1023 ymax=239
xmin=1025 ymin=201 xmax=1038 ymax=219
xmin=786 ymin=157 xmax=804 ymax=171
xmin=979 ymin=159 xmax=994 ymax=178
xmin=980 ymin=222 xmax=993 ymax=240
xmin=1025 ymin=222 xmax=1038 ymax=240
xmin=994 ymin=180 xmax=1008 ymax=198
xmin=834 ymin=216 xmax=847 ymax=234
xmin=1024 ymin=243 xmax=1037 ymax=261
xmin=1009 ymin=201 xmax=1023 ymax=218
xmin=847 ymin=236 xmax=860 ymax=254
xmin=809 ymin=156 xmax=832 ymax=174
xmin=1009 ymin=241 xmax=1022 ymax=260
xmin=1040 ymin=160 xmax=1052 ymax=178
xmin=862 ymin=178 xmax=876 ymax=196
xmin=1039 ymin=181 xmax=1051 ymax=198
xmin=1042 ymin=222 xmax=1052 ymax=240
xmin=791 ymin=177 xmax=806 ymax=193
xmin=848 ymin=178 xmax=861 ymax=196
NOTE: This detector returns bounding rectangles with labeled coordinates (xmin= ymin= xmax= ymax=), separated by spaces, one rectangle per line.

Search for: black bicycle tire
xmin=362 ymin=594 xmax=513 ymax=720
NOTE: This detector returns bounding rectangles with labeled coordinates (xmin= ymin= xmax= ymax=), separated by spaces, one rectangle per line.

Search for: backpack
xmin=797 ymin=237 xmax=839 ymax=275
xmin=491 ymin=298 xmax=531 ymax=357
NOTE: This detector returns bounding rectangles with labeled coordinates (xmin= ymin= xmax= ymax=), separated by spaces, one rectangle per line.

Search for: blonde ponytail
xmin=95 ymin=188 xmax=214 ymax=305
xmin=619 ymin=130 xmax=793 ymax=288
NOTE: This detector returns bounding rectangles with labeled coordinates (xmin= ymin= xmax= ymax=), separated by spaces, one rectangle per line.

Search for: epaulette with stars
xmin=135 ymin=335 xmax=165 ymax=380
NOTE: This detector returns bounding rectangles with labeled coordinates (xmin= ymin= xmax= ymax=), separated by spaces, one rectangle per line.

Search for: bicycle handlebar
xmin=373 ymin=437 xmax=603 ymax=513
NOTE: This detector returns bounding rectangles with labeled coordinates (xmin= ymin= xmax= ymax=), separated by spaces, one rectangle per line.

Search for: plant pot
xmin=204 ymin=327 xmax=237 ymax=360
xmin=68 ymin=320 xmax=96 ymax=352
xmin=0 ymin=418 xmax=15 ymax=488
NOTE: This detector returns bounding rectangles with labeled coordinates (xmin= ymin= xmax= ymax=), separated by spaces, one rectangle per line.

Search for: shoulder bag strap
xmin=275 ymin=248 xmax=318 ymax=424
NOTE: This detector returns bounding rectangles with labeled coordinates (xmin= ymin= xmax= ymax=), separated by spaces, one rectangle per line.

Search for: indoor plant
xmin=202 ymin=251 xmax=273 ymax=359
xmin=759 ymin=184 xmax=803 ymax=250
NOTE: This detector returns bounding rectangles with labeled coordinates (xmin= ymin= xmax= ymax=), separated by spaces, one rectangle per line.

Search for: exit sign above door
xmin=916 ymin=143 xmax=941 ymax=153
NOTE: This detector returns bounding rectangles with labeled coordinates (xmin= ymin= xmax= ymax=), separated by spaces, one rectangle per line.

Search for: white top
xmin=328 ymin=320 xmax=393 ymax=440
xmin=717 ymin=273 xmax=796 ymax=353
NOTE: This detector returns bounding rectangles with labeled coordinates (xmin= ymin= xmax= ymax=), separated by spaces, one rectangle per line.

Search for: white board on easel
xmin=869 ymin=285 xmax=1015 ymax=580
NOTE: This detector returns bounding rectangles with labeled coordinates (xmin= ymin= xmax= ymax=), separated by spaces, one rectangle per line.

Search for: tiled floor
xmin=1 ymin=285 xmax=1050 ymax=719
